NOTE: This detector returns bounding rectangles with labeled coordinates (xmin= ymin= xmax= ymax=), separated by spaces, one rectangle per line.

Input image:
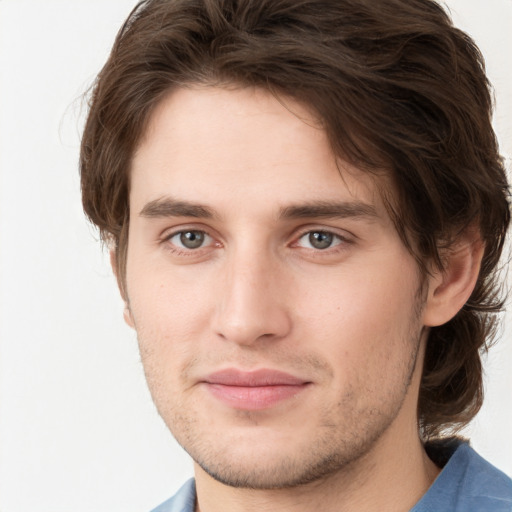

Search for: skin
xmin=121 ymin=86 xmax=481 ymax=512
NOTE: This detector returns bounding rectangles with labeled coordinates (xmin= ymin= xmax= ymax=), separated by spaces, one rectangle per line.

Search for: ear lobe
xmin=123 ymin=304 xmax=135 ymax=329
xmin=110 ymin=249 xmax=135 ymax=329
xmin=422 ymin=233 xmax=484 ymax=327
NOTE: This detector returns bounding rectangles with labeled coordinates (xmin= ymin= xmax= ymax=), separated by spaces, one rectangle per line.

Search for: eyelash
xmin=161 ymin=227 xmax=353 ymax=256
xmin=293 ymin=229 xmax=349 ymax=251
xmin=162 ymin=229 xmax=218 ymax=256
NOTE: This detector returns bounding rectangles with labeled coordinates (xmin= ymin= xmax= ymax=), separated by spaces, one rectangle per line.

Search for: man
xmin=80 ymin=0 xmax=512 ymax=510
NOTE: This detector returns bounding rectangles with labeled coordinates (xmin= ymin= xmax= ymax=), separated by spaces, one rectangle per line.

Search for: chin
xmin=174 ymin=419 xmax=386 ymax=490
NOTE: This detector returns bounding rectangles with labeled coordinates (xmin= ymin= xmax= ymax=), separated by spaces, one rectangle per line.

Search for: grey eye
xmin=296 ymin=230 xmax=343 ymax=250
xmin=308 ymin=231 xmax=334 ymax=249
xmin=176 ymin=230 xmax=207 ymax=249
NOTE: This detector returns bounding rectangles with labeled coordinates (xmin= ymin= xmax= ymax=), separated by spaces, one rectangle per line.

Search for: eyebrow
xmin=139 ymin=197 xmax=216 ymax=219
xmin=279 ymin=200 xmax=378 ymax=220
xmin=139 ymin=196 xmax=378 ymax=221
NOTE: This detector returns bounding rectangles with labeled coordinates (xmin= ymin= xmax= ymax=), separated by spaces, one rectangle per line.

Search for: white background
xmin=0 ymin=1 xmax=510 ymax=511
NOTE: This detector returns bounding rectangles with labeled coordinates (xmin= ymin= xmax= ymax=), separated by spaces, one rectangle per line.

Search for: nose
xmin=212 ymin=250 xmax=292 ymax=346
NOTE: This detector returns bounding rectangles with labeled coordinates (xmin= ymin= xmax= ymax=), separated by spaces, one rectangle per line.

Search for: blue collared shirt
xmin=150 ymin=442 xmax=512 ymax=512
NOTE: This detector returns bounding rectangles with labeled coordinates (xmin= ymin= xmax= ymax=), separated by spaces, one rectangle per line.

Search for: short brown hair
xmin=80 ymin=0 xmax=510 ymax=439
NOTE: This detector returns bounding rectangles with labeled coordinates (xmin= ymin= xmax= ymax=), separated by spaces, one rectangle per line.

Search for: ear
xmin=110 ymin=249 xmax=135 ymax=329
xmin=422 ymin=230 xmax=484 ymax=327
xmin=123 ymin=304 xmax=136 ymax=329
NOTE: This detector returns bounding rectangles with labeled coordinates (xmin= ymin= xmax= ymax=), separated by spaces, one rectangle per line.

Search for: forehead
xmin=130 ymin=86 xmax=388 ymax=217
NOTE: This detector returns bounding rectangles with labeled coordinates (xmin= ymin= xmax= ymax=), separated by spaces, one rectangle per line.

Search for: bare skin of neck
xmin=194 ymin=362 xmax=441 ymax=512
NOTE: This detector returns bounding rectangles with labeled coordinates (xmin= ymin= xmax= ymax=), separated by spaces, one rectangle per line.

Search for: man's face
xmin=125 ymin=86 xmax=430 ymax=488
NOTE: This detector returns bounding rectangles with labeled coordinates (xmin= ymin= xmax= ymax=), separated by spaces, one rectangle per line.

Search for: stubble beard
xmin=139 ymin=286 xmax=427 ymax=491
xmin=156 ymin=332 xmax=423 ymax=490
xmin=195 ymin=353 xmax=420 ymax=490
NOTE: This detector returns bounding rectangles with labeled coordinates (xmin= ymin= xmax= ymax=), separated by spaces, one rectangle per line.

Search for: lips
xmin=202 ymin=368 xmax=311 ymax=410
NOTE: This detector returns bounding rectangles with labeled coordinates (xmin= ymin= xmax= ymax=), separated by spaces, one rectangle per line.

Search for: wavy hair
xmin=80 ymin=0 xmax=510 ymax=439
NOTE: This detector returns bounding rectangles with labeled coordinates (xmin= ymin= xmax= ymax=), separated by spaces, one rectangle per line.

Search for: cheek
xmin=297 ymin=263 xmax=417 ymax=332
xmin=126 ymin=260 xmax=216 ymax=364
xmin=294 ymin=261 xmax=421 ymax=373
xmin=128 ymin=277 xmax=205 ymax=414
xmin=128 ymin=247 xmax=214 ymax=317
